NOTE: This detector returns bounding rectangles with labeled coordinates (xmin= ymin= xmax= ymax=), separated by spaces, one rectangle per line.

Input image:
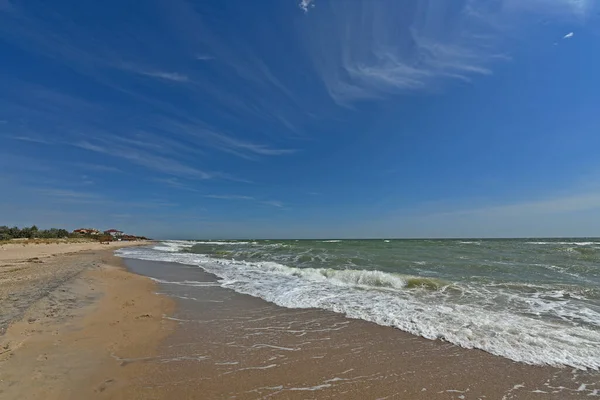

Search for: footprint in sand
xmin=96 ymin=378 xmax=116 ymax=393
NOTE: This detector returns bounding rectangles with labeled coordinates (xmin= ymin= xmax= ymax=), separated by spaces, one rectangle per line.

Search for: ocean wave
xmin=260 ymin=265 xmax=447 ymax=291
xmin=527 ymin=241 xmax=600 ymax=246
xmin=116 ymin=244 xmax=600 ymax=370
xmin=152 ymin=240 xmax=195 ymax=252
xmin=192 ymin=241 xmax=251 ymax=245
xmin=321 ymin=240 xmax=342 ymax=243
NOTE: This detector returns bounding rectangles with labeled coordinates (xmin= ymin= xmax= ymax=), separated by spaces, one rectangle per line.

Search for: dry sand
xmin=0 ymin=240 xmax=138 ymax=262
xmin=0 ymin=241 xmax=175 ymax=400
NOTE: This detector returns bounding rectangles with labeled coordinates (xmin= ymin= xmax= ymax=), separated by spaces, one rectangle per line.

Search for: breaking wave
xmin=117 ymin=241 xmax=600 ymax=370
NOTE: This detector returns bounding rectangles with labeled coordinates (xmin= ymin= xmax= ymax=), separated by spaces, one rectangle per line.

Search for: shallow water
xmin=118 ymin=238 xmax=600 ymax=369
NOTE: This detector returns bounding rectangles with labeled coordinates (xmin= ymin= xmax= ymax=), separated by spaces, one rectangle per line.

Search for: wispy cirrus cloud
xmin=261 ymin=200 xmax=284 ymax=208
xmin=10 ymin=135 xmax=51 ymax=144
xmin=120 ymin=64 xmax=190 ymax=82
xmin=299 ymin=1 xmax=499 ymax=104
xmin=75 ymin=163 xmax=122 ymax=173
xmin=0 ymin=0 xmax=307 ymax=163
xmin=199 ymin=129 xmax=297 ymax=159
xmin=153 ymin=177 xmax=199 ymax=192
xmin=299 ymin=0 xmax=597 ymax=104
xmin=205 ymin=194 xmax=285 ymax=208
xmin=500 ymin=0 xmax=594 ymax=19
xmin=150 ymin=117 xmax=297 ymax=160
xmin=35 ymin=188 xmax=100 ymax=199
xmin=136 ymin=70 xmax=189 ymax=82
xmin=74 ymin=141 xmax=214 ymax=180
xmin=32 ymin=187 xmax=177 ymax=208
xmin=205 ymin=194 xmax=254 ymax=200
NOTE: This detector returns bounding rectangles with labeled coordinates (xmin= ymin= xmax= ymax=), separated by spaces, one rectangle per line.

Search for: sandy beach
xmin=0 ymin=241 xmax=175 ymax=399
xmin=1 ymin=241 xmax=599 ymax=399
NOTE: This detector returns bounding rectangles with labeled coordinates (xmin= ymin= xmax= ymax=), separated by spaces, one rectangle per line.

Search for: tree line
xmin=0 ymin=225 xmax=71 ymax=241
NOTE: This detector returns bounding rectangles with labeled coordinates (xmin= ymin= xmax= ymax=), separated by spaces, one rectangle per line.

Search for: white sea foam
xmin=149 ymin=277 xmax=219 ymax=287
xmin=152 ymin=240 xmax=195 ymax=252
xmin=193 ymin=241 xmax=251 ymax=245
xmin=322 ymin=240 xmax=342 ymax=243
xmin=117 ymin=243 xmax=600 ymax=370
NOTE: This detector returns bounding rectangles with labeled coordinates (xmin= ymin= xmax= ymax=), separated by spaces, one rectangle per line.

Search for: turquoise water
xmin=118 ymin=238 xmax=600 ymax=369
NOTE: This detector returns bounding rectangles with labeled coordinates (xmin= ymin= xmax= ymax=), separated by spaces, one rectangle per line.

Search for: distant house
xmin=104 ymin=229 xmax=124 ymax=238
xmin=72 ymin=228 xmax=101 ymax=235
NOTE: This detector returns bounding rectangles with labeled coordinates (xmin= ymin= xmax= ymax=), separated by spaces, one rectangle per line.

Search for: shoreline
xmin=124 ymin=258 xmax=600 ymax=399
xmin=0 ymin=242 xmax=175 ymax=399
xmin=1 ymin=242 xmax=598 ymax=399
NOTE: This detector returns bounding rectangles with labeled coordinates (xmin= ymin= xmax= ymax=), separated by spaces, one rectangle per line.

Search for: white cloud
xmin=74 ymin=163 xmax=122 ymax=173
xmin=155 ymin=118 xmax=297 ymax=160
xmin=299 ymin=0 xmax=314 ymax=14
xmin=204 ymin=195 xmax=255 ymax=200
xmin=0 ymin=0 xmax=305 ymax=140
xmin=153 ymin=177 xmax=199 ymax=192
xmin=137 ymin=71 xmax=189 ymax=82
xmin=501 ymin=0 xmax=593 ymax=19
xmin=205 ymin=195 xmax=284 ymax=208
xmin=300 ymin=1 xmax=501 ymax=104
xmin=28 ymin=187 xmax=177 ymax=209
xmin=10 ymin=135 xmax=51 ymax=144
xmin=261 ymin=200 xmax=284 ymax=208
xmin=119 ymin=65 xmax=189 ymax=82
xmin=563 ymin=32 xmax=575 ymax=39
xmin=36 ymin=188 xmax=100 ymax=199
xmin=74 ymin=141 xmax=214 ymax=180
xmin=300 ymin=0 xmax=596 ymax=104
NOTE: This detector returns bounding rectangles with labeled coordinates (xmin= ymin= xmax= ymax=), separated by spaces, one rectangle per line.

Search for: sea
xmin=117 ymin=238 xmax=600 ymax=371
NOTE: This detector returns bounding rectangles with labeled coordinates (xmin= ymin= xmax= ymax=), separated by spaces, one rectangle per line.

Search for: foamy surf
xmin=117 ymin=240 xmax=600 ymax=370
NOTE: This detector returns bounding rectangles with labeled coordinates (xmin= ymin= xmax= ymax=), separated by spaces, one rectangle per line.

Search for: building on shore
xmin=104 ymin=229 xmax=124 ymax=238
xmin=72 ymin=228 xmax=101 ymax=235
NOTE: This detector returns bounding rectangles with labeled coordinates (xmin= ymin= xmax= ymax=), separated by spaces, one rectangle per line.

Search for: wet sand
xmin=0 ymin=243 xmax=175 ymax=400
xmin=124 ymin=259 xmax=600 ymax=399
xmin=1 ymin=243 xmax=598 ymax=399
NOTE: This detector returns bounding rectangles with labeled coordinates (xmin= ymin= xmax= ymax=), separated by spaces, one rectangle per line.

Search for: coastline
xmin=124 ymin=258 xmax=600 ymax=399
xmin=0 ymin=242 xmax=176 ymax=399
xmin=1 ymin=242 xmax=598 ymax=399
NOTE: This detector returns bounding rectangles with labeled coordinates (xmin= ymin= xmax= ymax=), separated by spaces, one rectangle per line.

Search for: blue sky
xmin=1 ymin=0 xmax=600 ymax=239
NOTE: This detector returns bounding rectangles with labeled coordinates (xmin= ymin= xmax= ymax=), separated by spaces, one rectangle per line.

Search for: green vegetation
xmin=97 ymin=235 xmax=114 ymax=243
xmin=0 ymin=225 xmax=149 ymax=243
xmin=0 ymin=225 xmax=70 ymax=241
